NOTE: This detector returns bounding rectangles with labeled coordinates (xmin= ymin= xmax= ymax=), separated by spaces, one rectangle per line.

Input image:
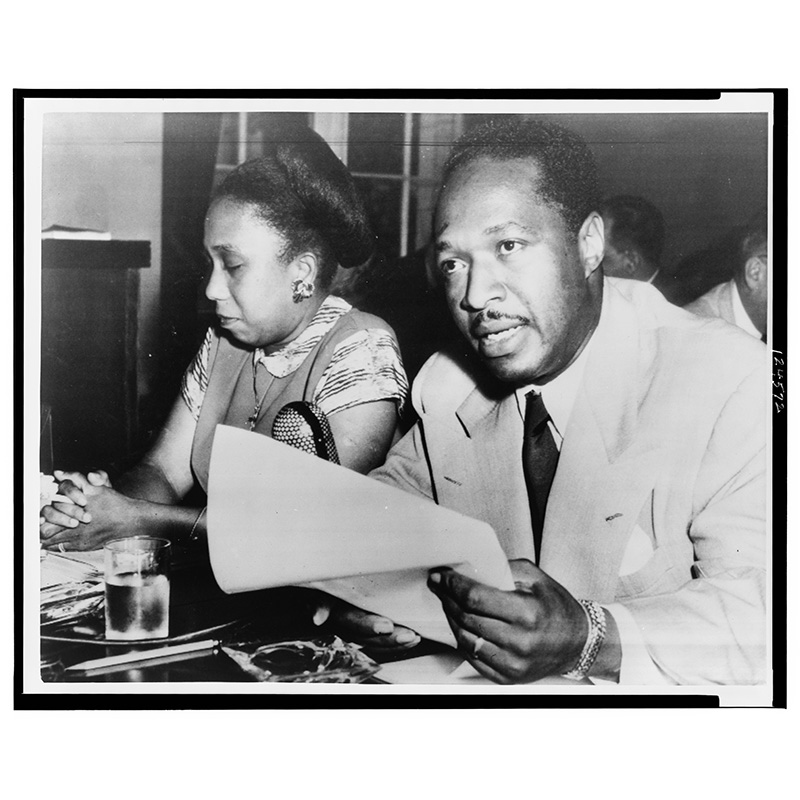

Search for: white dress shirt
xmin=513 ymin=332 xmax=594 ymax=445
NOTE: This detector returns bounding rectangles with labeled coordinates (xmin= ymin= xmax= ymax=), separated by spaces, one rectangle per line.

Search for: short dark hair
xmin=599 ymin=194 xmax=665 ymax=265
xmin=212 ymin=127 xmax=375 ymax=289
xmin=441 ymin=116 xmax=600 ymax=236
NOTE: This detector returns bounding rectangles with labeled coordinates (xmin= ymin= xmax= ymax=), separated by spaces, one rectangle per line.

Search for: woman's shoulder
xmin=330 ymin=297 xmax=398 ymax=340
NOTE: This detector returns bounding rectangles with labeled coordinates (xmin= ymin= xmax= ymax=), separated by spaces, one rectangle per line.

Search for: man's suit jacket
xmin=371 ymin=278 xmax=768 ymax=684
xmin=684 ymin=278 xmax=737 ymax=326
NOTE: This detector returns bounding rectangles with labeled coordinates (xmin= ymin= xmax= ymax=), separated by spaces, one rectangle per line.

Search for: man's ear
xmin=579 ymin=212 xmax=604 ymax=278
xmin=744 ymin=255 xmax=767 ymax=290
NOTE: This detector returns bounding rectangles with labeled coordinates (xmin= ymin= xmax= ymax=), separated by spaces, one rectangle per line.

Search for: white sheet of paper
xmin=375 ymin=652 xmax=486 ymax=684
xmin=376 ymin=655 xmax=593 ymax=685
xmin=206 ymin=425 xmax=515 ymax=648
xmin=40 ymin=550 xmax=104 ymax=588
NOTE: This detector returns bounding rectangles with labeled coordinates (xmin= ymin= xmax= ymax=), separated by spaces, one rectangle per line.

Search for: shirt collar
xmin=730 ymin=279 xmax=762 ymax=339
xmin=254 ymin=295 xmax=352 ymax=378
xmin=514 ymin=333 xmax=595 ymax=439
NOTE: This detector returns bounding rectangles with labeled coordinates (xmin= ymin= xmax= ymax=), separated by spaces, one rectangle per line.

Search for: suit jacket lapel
xmin=541 ymin=283 xmax=665 ymax=600
xmin=437 ymin=379 xmax=535 ymax=561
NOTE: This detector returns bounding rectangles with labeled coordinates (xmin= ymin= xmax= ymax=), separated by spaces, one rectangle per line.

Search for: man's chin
xmin=480 ymin=353 xmax=542 ymax=387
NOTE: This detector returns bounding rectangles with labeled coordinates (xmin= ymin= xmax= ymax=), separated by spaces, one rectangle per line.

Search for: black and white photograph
xmin=18 ymin=92 xmax=784 ymax=711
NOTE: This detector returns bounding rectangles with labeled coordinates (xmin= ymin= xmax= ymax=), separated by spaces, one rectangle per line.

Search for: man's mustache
xmin=469 ymin=308 xmax=531 ymax=337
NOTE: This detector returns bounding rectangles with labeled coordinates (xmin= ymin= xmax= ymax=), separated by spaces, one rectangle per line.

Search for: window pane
xmin=407 ymin=187 xmax=419 ymax=255
xmin=354 ymin=177 xmax=402 ymax=260
xmin=216 ymin=113 xmax=240 ymax=167
xmin=215 ymin=111 xmax=313 ymax=167
xmin=348 ymin=113 xmax=405 ymax=174
xmin=409 ymin=114 xmax=421 ymax=176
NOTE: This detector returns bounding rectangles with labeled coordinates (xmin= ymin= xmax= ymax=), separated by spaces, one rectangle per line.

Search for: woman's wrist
xmin=129 ymin=499 xmax=201 ymax=544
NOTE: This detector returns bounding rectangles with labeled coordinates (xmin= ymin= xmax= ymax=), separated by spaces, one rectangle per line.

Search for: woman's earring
xmin=291 ymin=279 xmax=315 ymax=303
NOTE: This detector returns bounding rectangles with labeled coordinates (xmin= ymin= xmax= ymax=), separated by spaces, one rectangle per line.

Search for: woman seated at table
xmin=40 ymin=129 xmax=408 ymax=552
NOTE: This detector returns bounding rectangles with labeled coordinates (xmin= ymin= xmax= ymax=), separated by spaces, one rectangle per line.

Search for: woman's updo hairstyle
xmin=211 ymin=126 xmax=375 ymax=290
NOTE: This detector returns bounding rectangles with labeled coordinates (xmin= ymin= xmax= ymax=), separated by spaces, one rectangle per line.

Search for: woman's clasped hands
xmin=39 ymin=469 xmax=134 ymax=552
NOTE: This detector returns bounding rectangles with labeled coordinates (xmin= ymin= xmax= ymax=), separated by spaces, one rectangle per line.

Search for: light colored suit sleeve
xmin=369 ymin=420 xmax=437 ymax=502
xmin=369 ymin=353 xmax=448 ymax=503
xmin=618 ymin=364 xmax=768 ymax=684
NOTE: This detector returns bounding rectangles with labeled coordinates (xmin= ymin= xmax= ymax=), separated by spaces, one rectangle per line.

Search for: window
xmin=214 ymin=110 xmax=463 ymax=262
xmin=214 ymin=111 xmax=313 ymax=189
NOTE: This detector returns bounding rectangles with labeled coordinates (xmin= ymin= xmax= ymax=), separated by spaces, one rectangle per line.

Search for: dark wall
xmin=153 ymin=113 xmax=222 ymax=441
xmin=549 ymin=113 xmax=766 ymax=271
xmin=464 ymin=112 xmax=768 ymax=274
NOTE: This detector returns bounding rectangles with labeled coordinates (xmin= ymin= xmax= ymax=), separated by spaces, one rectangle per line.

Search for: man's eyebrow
xmin=484 ymin=221 xmax=539 ymax=237
xmin=434 ymin=221 xmax=541 ymax=254
xmin=433 ymin=217 xmax=452 ymax=253
xmin=434 ymin=239 xmax=452 ymax=254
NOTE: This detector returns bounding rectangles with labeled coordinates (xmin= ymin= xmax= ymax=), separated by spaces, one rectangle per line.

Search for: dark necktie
xmin=522 ymin=391 xmax=560 ymax=563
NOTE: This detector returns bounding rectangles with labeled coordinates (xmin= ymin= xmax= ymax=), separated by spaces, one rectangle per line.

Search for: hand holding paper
xmin=206 ymin=425 xmax=514 ymax=649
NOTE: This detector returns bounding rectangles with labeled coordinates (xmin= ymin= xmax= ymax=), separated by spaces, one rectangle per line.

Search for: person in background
xmin=332 ymin=116 xmax=767 ymax=685
xmin=599 ymin=194 xmax=666 ymax=286
xmin=684 ymin=209 xmax=768 ymax=342
xmin=40 ymin=129 xmax=408 ymax=552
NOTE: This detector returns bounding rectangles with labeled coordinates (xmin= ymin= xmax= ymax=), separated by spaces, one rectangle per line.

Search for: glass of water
xmin=104 ymin=537 xmax=171 ymax=640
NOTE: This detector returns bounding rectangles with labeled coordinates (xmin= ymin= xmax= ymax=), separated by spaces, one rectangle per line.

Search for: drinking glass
xmin=104 ymin=537 xmax=171 ymax=640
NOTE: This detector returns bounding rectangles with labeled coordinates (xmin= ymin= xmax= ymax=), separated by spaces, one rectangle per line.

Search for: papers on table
xmin=373 ymin=651 xmax=499 ymax=684
xmin=375 ymin=654 xmax=593 ymax=685
xmin=41 ymin=549 xmax=103 ymax=589
xmin=207 ymin=425 xmax=515 ymax=649
xmin=40 ymin=550 xmax=104 ymax=625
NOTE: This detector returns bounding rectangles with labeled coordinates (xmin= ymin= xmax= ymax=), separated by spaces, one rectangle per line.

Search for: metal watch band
xmin=562 ymin=599 xmax=607 ymax=681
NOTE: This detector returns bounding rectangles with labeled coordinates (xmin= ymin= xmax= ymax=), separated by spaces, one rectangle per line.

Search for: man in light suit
xmin=684 ymin=210 xmax=768 ymax=342
xmin=340 ymin=117 xmax=768 ymax=685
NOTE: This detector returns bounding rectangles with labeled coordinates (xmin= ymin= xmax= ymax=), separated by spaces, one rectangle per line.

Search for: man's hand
xmin=427 ymin=558 xmax=589 ymax=684
xmin=312 ymin=596 xmax=421 ymax=655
